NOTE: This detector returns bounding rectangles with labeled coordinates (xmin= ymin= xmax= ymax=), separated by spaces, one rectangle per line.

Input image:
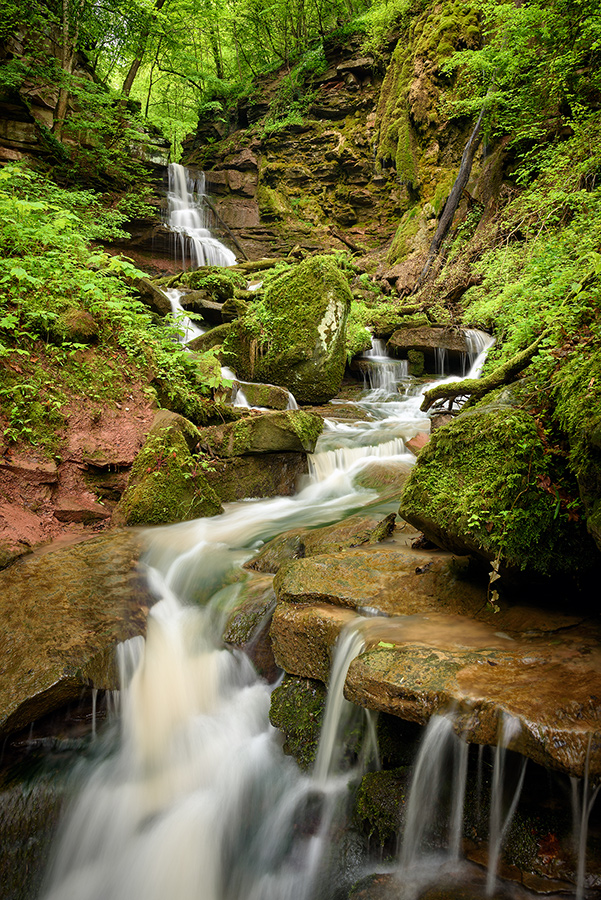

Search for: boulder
xmin=222 ymin=255 xmax=352 ymax=404
xmin=398 ymin=404 xmax=597 ymax=579
xmin=246 ymin=512 xmax=396 ymax=573
xmin=0 ymin=530 xmax=150 ymax=738
xmin=205 ymin=452 xmax=307 ymax=501
xmin=231 ymin=381 xmax=291 ymax=410
xmin=136 ymin=277 xmax=172 ymax=317
xmin=387 ymin=325 xmax=468 ymax=373
xmin=198 ymin=409 xmax=323 ymax=457
xmin=114 ymin=412 xmax=223 ymax=526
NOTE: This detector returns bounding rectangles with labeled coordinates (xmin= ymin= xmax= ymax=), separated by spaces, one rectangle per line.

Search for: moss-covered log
xmin=420 ymin=334 xmax=545 ymax=412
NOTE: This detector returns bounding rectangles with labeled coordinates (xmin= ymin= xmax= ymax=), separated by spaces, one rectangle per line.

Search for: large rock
xmin=198 ymin=409 xmax=323 ymax=457
xmin=247 ymin=513 xmax=396 ymax=574
xmin=387 ymin=325 xmax=469 ymax=373
xmin=0 ymin=531 xmax=150 ymax=738
xmin=205 ymin=452 xmax=307 ymax=501
xmin=231 ymin=381 xmax=292 ymax=410
xmin=114 ymin=411 xmax=223 ymax=525
xmin=399 ymin=404 xmax=597 ymax=579
xmin=222 ymin=256 xmax=352 ymax=403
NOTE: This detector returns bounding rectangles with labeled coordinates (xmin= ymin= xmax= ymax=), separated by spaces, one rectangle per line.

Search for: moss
xmin=180 ymin=268 xmax=240 ymax=300
xmin=354 ymin=768 xmax=408 ymax=849
xmin=223 ymin=255 xmax=352 ymax=403
xmin=400 ymin=404 xmax=596 ymax=576
xmin=387 ymin=209 xmax=421 ymax=265
xmin=407 ymin=348 xmax=424 ymax=376
xmin=257 ymin=184 xmax=292 ymax=220
xmin=269 ymin=675 xmax=327 ymax=770
xmin=117 ymin=426 xmax=223 ymax=526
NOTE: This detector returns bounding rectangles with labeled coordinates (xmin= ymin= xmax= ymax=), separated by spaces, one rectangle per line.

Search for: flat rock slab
xmin=270 ymin=544 xmax=600 ymax=777
xmin=0 ymin=530 xmax=151 ymax=738
xmin=273 ymin=546 xmax=488 ymax=614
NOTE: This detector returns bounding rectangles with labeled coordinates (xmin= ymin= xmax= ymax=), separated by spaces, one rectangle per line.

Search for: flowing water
xmin=166 ymin=163 xmax=236 ymax=269
xmin=38 ymin=312 xmax=596 ymax=900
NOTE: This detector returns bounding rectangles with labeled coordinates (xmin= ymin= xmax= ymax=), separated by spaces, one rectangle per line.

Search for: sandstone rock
xmin=231 ymin=381 xmax=291 ymax=410
xmin=114 ymin=415 xmax=223 ymax=526
xmin=198 ymin=409 xmax=323 ymax=457
xmin=222 ymin=574 xmax=278 ymax=680
xmin=0 ymin=531 xmax=150 ymax=738
xmin=205 ymin=452 xmax=308 ymax=501
xmin=246 ymin=513 xmax=396 ymax=574
xmin=136 ymin=277 xmax=172 ymax=317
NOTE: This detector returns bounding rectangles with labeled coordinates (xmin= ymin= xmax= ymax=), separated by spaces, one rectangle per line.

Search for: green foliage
xmin=0 ymin=163 xmax=227 ymax=450
xmin=442 ymin=0 xmax=601 ymax=150
xmin=461 ymin=116 xmax=601 ymax=373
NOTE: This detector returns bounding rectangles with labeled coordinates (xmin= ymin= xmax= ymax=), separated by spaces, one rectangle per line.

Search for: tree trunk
xmin=53 ymin=0 xmax=78 ymax=140
xmin=121 ymin=0 xmax=169 ymax=97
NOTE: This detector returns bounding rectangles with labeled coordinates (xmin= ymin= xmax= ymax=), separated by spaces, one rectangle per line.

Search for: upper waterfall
xmin=166 ymin=163 xmax=236 ymax=269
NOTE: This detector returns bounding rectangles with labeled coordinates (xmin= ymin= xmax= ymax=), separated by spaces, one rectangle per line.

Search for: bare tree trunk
xmin=412 ymin=105 xmax=486 ymax=293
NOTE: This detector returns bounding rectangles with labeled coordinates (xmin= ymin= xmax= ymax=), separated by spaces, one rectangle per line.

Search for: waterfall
xmin=361 ymin=338 xmax=409 ymax=396
xmin=39 ymin=337 xmax=580 ymax=900
xmin=166 ymin=163 xmax=236 ymax=269
xmin=398 ymin=714 xmax=469 ymax=872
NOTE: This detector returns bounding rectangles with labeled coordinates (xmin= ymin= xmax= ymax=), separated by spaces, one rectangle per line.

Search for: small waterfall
xmin=571 ymin=740 xmax=601 ymax=900
xmin=486 ymin=714 xmax=528 ymax=897
xmin=231 ymin=383 xmax=250 ymax=408
xmin=361 ymin=338 xmax=409 ymax=396
xmin=398 ymin=714 xmax=468 ymax=872
xmin=312 ymin=623 xmax=368 ymax=785
xmin=434 ymin=346 xmax=448 ymax=376
xmin=167 ymin=163 xmax=236 ymax=269
xmin=465 ymin=329 xmax=495 ymax=378
xmin=166 ymin=287 xmax=205 ymax=344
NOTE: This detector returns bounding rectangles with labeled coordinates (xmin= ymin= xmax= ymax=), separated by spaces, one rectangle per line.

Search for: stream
xmin=36 ymin=166 xmax=595 ymax=900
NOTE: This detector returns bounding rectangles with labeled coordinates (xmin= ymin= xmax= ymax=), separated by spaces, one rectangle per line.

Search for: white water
xmin=43 ymin=333 xmax=556 ymax=900
xmin=167 ymin=163 xmax=236 ymax=269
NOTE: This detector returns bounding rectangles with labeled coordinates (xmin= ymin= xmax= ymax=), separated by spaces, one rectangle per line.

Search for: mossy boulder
xmin=198 ymin=409 xmax=323 ymax=457
xmin=399 ymin=403 xmax=597 ymax=578
xmin=222 ymin=255 xmax=352 ymax=403
xmin=114 ymin=414 xmax=223 ymax=526
xmin=180 ymin=267 xmax=237 ymax=301
xmin=205 ymin=452 xmax=307 ymax=501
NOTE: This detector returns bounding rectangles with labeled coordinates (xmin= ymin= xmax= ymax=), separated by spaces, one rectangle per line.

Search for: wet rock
xmin=387 ymin=325 xmax=468 ymax=372
xmin=222 ymin=574 xmax=278 ymax=681
xmin=222 ymin=256 xmax=352 ymax=403
xmin=0 ymin=530 xmax=150 ymax=738
xmin=269 ymin=675 xmax=327 ymax=770
xmin=231 ymin=381 xmax=291 ymax=410
xmin=246 ymin=513 xmax=397 ymax=574
xmin=206 ymin=452 xmax=308 ymax=501
xmin=198 ymin=409 xmax=323 ymax=457
xmin=136 ymin=277 xmax=172 ymax=316
xmin=187 ymin=322 xmax=232 ymax=352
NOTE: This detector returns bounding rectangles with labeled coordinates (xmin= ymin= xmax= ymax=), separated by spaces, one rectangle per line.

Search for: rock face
xmin=399 ymin=402 xmax=597 ymax=578
xmin=205 ymin=452 xmax=308 ymax=501
xmin=0 ymin=530 xmax=151 ymax=738
xmin=223 ymin=256 xmax=352 ymax=403
xmin=268 ymin=538 xmax=601 ymax=779
xmin=387 ymin=325 xmax=470 ymax=373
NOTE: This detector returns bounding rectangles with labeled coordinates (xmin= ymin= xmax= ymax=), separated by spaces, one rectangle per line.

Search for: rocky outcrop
xmin=387 ymin=324 xmax=470 ymax=373
xmin=223 ymin=255 xmax=352 ymax=403
xmin=205 ymin=452 xmax=308 ymax=501
xmin=246 ymin=512 xmax=396 ymax=573
xmin=0 ymin=530 xmax=150 ymax=738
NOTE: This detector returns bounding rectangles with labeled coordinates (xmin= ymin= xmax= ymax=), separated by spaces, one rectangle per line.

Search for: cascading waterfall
xmin=361 ymin=338 xmax=409 ymax=395
xmin=40 ymin=333 xmax=596 ymax=900
xmin=166 ymin=163 xmax=236 ymax=269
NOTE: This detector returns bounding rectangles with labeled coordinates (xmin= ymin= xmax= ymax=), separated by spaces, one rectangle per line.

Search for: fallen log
xmin=420 ymin=333 xmax=545 ymax=412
